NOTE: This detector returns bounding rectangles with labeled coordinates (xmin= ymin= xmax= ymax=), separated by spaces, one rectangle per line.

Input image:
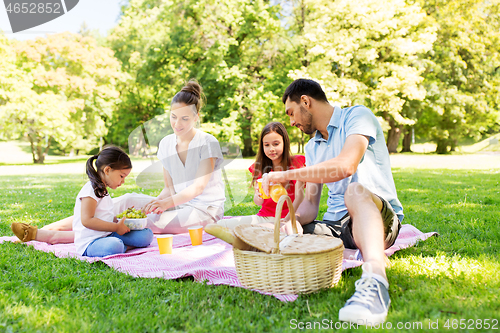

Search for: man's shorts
xmin=302 ymin=195 xmax=401 ymax=250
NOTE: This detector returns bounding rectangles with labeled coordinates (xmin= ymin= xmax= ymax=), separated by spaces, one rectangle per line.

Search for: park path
xmin=389 ymin=153 xmax=500 ymax=170
xmin=0 ymin=154 xmax=499 ymax=176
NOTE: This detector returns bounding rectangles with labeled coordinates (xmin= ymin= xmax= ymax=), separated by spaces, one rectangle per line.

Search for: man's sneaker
xmin=339 ymin=262 xmax=390 ymax=326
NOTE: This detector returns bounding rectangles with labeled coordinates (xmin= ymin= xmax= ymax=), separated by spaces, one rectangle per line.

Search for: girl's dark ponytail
xmin=86 ymin=155 xmax=108 ymax=198
xmin=85 ymin=146 xmax=132 ymax=198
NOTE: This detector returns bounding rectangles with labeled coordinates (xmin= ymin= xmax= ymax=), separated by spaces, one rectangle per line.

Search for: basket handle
xmin=272 ymin=195 xmax=297 ymax=254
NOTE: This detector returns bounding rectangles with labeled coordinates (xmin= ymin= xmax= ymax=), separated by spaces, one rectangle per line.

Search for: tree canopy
xmin=415 ymin=0 xmax=500 ymax=153
xmin=1 ymin=33 xmax=124 ymax=163
xmin=2 ymin=0 xmax=500 ymax=161
xmin=107 ymin=0 xmax=292 ymax=156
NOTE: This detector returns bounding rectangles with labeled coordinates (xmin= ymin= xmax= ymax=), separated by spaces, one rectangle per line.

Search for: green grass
xmin=0 ymin=167 xmax=499 ymax=332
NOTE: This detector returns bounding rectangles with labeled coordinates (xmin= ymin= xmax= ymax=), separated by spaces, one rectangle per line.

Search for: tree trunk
xmin=401 ymin=126 xmax=412 ymax=153
xmin=37 ymin=144 xmax=45 ymax=164
xmin=436 ymin=139 xmax=449 ymax=154
xmin=42 ymin=136 xmax=52 ymax=163
xmin=386 ymin=118 xmax=403 ymax=154
xmin=141 ymin=125 xmax=150 ymax=157
xmin=299 ymin=0 xmax=309 ymax=68
xmin=242 ymin=127 xmax=254 ymax=157
xmin=131 ymin=134 xmax=145 ymax=157
xmin=27 ymin=134 xmax=37 ymax=164
xmin=240 ymin=107 xmax=255 ymax=157
xmin=297 ymin=131 xmax=305 ymax=154
xmin=450 ymin=139 xmax=457 ymax=152
xmin=27 ymin=132 xmax=46 ymax=164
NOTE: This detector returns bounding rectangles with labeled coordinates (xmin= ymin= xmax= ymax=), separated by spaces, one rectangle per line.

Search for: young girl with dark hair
xmin=11 ymin=146 xmax=154 ymax=257
xmin=218 ymin=122 xmax=305 ymax=229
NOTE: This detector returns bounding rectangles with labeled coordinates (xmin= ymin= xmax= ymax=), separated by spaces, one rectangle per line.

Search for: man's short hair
xmin=282 ymin=79 xmax=328 ymax=104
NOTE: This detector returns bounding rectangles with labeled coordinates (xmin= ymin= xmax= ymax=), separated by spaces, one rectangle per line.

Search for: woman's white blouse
xmin=156 ymin=130 xmax=225 ymax=209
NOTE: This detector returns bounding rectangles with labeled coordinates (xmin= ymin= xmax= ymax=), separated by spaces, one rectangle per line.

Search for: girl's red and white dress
xmin=218 ymin=155 xmax=305 ymax=229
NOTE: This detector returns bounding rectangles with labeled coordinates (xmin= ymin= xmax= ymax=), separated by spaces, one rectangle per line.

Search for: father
xmin=263 ymin=79 xmax=403 ymax=325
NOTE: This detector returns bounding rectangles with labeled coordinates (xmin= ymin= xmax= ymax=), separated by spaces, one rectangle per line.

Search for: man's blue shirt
xmin=305 ymin=105 xmax=404 ymax=222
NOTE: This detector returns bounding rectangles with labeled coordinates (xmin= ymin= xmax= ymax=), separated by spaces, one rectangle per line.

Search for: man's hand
xmin=262 ymin=171 xmax=288 ymax=196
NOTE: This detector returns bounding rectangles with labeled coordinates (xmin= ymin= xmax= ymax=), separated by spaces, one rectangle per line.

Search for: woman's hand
xmin=115 ymin=216 xmax=130 ymax=235
xmin=143 ymin=198 xmax=172 ymax=214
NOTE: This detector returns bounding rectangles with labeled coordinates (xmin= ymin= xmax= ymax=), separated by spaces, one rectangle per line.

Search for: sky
xmin=0 ymin=0 xmax=124 ymax=40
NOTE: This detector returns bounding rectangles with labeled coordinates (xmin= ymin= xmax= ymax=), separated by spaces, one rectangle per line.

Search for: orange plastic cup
xmin=188 ymin=226 xmax=203 ymax=246
xmin=157 ymin=235 xmax=173 ymax=254
xmin=257 ymin=179 xmax=271 ymax=199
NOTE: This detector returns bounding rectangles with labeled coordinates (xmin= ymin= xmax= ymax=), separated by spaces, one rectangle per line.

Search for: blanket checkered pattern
xmin=0 ymin=224 xmax=437 ymax=301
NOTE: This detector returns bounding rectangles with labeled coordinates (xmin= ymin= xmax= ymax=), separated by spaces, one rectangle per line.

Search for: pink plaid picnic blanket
xmin=0 ymin=224 xmax=437 ymax=302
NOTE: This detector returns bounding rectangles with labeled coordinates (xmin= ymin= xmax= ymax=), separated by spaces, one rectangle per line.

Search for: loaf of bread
xmin=204 ymin=224 xmax=254 ymax=251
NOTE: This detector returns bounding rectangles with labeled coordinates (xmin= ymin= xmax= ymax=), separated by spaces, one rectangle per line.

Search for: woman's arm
xmin=143 ymin=158 xmax=216 ymax=214
xmin=81 ymin=197 xmax=130 ymax=235
xmin=156 ymin=168 xmax=175 ymax=200
xmin=142 ymin=168 xmax=175 ymax=213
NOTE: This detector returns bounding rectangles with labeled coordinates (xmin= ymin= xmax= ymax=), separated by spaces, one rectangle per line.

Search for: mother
xmin=12 ymin=80 xmax=226 ymax=243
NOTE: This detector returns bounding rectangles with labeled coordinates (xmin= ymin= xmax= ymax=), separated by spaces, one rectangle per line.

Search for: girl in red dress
xmin=218 ymin=122 xmax=305 ymax=229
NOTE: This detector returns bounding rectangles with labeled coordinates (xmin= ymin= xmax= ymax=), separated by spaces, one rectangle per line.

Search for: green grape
xmin=119 ymin=207 xmax=147 ymax=219
xmin=119 ymin=207 xmax=147 ymax=230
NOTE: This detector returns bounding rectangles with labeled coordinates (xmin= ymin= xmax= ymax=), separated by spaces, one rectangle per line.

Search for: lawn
xmin=0 ymin=161 xmax=499 ymax=332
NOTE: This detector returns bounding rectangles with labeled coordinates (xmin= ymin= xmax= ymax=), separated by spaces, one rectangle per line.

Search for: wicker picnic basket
xmin=233 ymin=195 xmax=344 ymax=294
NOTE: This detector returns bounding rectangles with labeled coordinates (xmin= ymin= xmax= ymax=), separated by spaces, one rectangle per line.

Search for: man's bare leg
xmin=339 ymin=182 xmax=391 ymax=325
xmin=344 ymin=182 xmax=387 ymax=279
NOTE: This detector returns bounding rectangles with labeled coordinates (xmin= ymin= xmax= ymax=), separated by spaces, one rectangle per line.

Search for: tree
xmin=0 ymin=34 xmax=23 ymax=116
xmin=3 ymin=91 xmax=82 ymax=163
xmin=284 ymin=0 xmax=436 ymax=152
xmin=107 ymin=0 xmax=290 ymax=156
xmin=415 ymin=0 xmax=500 ymax=153
xmin=1 ymin=33 xmax=124 ymax=163
xmin=0 ymin=36 xmax=80 ymax=163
